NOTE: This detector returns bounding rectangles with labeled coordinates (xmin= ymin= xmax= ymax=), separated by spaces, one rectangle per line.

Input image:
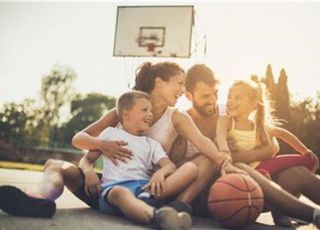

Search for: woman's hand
xmin=142 ymin=171 xmax=166 ymax=197
xmin=97 ymin=140 xmax=133 ymax=165
xmin=84 ymin=170 xmax=101 ymax=197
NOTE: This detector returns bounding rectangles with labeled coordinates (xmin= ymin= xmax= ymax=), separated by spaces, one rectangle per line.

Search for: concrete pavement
xmin=0 ymin=168 xmax=317 ymax=230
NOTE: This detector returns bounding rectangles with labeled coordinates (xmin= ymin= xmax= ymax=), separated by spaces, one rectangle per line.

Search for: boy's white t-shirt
xmin=99 ymin=127 xmax=168 ymax=185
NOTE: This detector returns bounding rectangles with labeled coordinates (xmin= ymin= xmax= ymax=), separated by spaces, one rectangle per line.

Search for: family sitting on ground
xmin=1 ymin=62 xmax=320 ymax=230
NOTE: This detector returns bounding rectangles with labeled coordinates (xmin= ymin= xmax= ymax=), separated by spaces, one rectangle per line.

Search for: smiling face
xmin=122 ymin=98 xmax=153 ymax=135
xmin=187 ymin=81 xmax=219 ymax=117
xmin=157 ymin=73 xmax=185 ymax=106
xmin=227 ymin=84 xmax=258 ymax=118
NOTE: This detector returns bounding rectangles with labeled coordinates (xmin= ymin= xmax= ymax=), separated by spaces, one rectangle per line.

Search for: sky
xmin=1 ymin=1 xmax=320 ymax=110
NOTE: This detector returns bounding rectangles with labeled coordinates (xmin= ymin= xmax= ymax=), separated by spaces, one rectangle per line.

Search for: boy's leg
xmin=174 ymin=155 xmax=218 ymax=204
xmin=105 ymin=186 xmax=191 ymax=229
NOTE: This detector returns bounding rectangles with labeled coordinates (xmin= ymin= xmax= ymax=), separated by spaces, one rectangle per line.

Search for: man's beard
xmin=192 ymin=101 xmax=217 ymax=117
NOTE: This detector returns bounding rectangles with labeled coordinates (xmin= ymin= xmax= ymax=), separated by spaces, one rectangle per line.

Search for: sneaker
xmin=0 ymin=185 xmax=56 ymax=218
xmin=313 ymin=214 xmax=320 ymax=228
xmin=152 ymin=206 xmax=192 ymax=230
xmin=271 ymin=211 xmax=292 ymax=227
xmin=169 ymin=200 xmax=193 ymax=215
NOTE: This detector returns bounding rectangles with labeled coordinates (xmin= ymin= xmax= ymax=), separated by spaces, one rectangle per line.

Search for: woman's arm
xmin=172 ymin=111 xmax=231 ymax=168
xmin=72 ymin=108 xmax=118 ymax=149
xmin=72 ymin=108 xmax=132 ymax=163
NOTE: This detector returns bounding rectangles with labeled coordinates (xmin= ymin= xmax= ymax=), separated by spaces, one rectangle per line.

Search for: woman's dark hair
xmin=133 ymin=62 xmax=185 ymax=93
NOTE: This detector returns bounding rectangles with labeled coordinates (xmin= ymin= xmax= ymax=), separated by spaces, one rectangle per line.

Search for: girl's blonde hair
xmin=231 ymin=80 xmax=276 ymax=148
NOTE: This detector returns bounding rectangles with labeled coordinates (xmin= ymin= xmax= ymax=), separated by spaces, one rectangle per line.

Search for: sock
xmin=0 ymin=185 xmax=56 ymax=218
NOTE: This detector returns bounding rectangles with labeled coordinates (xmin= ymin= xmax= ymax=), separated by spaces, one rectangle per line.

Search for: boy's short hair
xmin=185 ymin=64 xmax=219 ymax=93
xmin=117 ymin=90 xmax=151 ymax=122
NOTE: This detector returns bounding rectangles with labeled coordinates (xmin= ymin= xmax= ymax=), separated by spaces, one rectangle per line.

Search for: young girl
xmin=216 ymin=79 xmax=319 ymax=226
xmin=216 ymin=80 xmax=318 ymax=177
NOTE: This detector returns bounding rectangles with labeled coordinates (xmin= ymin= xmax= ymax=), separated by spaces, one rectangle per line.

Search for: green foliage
xmin=0 ymin=99 xmax=44 ymax=147
xmin=252 ymin=64 xmax=320 ymax=155
xmin=57 ymin=93 xmax=116 ymax=146
xmin=40 ymin=65 xmax=77 ymax=127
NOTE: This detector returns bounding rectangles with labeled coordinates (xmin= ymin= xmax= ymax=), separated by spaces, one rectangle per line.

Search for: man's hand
xmin=84 ymin=170 xmax=101 ymax=197
xmin=142 ymin=171 xmax=166 ymax=197
xmin=221 ymin=163 xmax=247 ymax=176
xmin=97 ymin=140 xmax=133 ymax=165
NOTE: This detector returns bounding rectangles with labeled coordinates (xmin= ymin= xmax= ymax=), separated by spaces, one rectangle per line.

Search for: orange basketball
xmin=208 ymin=173 xmax=264 ymax=228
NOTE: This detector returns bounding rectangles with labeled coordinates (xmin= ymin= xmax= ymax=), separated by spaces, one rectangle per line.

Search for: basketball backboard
xmin=113 ymin=6 xmax=194 ymax=58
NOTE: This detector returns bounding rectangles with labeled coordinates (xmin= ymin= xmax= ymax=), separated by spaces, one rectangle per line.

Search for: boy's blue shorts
xmin=99 ymin=179 xmax=149 ymax=215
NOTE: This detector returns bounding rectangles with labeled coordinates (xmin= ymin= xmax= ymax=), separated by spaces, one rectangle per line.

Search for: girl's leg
xmin=256 ymin=154 xmax=317 ymax=175
xmin=235 ymin=163 xmax=316 ymax=222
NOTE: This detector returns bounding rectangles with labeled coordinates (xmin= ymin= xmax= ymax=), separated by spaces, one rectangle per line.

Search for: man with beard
xmin=169 ymin=64 xmax=320 ymax=227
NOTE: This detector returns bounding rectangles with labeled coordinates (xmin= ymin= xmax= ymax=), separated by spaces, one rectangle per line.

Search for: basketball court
xmin=1 ymin=5 xmax=319 ymax=230
xmin=0 ymin=167 xmax=317 ymax=230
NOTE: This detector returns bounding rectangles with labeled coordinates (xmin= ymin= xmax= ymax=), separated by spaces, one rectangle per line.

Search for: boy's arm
xmin=79 ymin=151 xmax=102 ymax=196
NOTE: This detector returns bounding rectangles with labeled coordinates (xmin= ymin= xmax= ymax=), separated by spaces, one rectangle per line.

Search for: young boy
xmin=80 ymin=91 xmax=196 ymax=230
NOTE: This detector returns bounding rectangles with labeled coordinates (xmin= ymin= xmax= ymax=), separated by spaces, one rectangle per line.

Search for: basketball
xmin=208 ymin=173 xmax=264 ymax=228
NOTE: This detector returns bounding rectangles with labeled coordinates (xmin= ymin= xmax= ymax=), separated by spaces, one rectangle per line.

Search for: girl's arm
xmin=172 ymin=111 xmax=232 ymax=169
xmin=72 ymin=109 xmax=132 ymax=162
xmin=78 ymin=151 xmax=103 ymax=197
xmin=231 ymin=137 xmax=279 ymax=164
xmin=216 ymin=116 xmax=232 ymax=154
xmin=269 ymin=126 xmax=309 ymax=154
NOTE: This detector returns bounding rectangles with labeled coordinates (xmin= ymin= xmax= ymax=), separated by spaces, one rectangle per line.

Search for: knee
xmin=107 ymin=186 xmax=130 ymax=204
xmin=44 ymin=159 xmax=63 ymax=171
xmin=181 ymin=162 xmax=198 ymax=179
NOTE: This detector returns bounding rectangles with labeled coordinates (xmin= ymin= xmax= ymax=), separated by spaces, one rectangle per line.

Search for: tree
xmin=57 ymin=93 xmax=116 ymax=146
xmin=275 ymin=68 xmax=291 ymax=123
xmin=0 ymin=99 xmax=43 ymax=147
xmin=264 ymin=64 xmax=277 ymax=97
xmin=39 ymin=64 xmax=77 ymax=147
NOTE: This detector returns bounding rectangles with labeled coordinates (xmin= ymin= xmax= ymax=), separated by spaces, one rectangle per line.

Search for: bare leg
xmin=274 ymin=166 xmax=320 ymax=204
xmin=155 ymin=162 xmax=198 ymax=199
xmin=235 ymin=163 xmax=315 ymax=222
xmin=108 ymin=186 xmax=154 ymax=223
xmin=107 ymin=186 xmax=192 ymax=229
xmin=176 ymin=155 xmax=218 ymax=204
xmin=38 ymin=159 xmax=84 ymax=200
